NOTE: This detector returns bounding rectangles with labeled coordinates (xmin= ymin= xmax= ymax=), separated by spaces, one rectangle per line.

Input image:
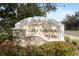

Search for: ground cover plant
xmin=0 ymin=41 xmax=76 ymax=56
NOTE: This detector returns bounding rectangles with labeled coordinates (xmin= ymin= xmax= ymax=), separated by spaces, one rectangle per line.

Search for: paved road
xmin=65 ymin=31 xmax=79 ymax=37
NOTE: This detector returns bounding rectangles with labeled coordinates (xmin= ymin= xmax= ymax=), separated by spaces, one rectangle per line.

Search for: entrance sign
xmin=13 ymin=16 xmax=64 ymax=46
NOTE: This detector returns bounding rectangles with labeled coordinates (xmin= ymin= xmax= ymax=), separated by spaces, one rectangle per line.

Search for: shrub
xmin=0 ymin=41 xmax=76 ymax=56
xmin=71 ymin=40 xmax=78 ymax=45
xmin=0 ymin=32 xmax=13 ymax=42
xmin=64 ymin=35 xmax=79 ymax=45
xmin=0 ymin=40 xmax=31 ymax=56
xmin=32 ymin=41 xmax=76 ymax=56
xmin=64 ymin=36 xmax=70 ymax=43
xmin=71 ymin=38 xmax=79 ymax=45
xmin=77 ymin=44 xmax=79 ymax=49
xmin=0 ymin=32 xmax=9 ymax=41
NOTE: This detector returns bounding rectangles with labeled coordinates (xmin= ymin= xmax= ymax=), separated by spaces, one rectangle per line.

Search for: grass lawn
xmin=65 ymin=30 xmax=79 ymax=32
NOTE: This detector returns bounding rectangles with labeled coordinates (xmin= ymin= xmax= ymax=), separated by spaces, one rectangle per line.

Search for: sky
xmin=47 ymin=3 xmax=79 ymax=22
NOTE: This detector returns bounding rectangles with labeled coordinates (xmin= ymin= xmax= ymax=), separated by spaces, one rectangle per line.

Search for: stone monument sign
xmin=13 ymin=16 xmax=64 ymax=46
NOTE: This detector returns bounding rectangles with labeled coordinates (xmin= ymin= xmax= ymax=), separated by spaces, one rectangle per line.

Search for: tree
xmin=0 ymin=3 xmax=57 ymax=40
xmin=0 ymin=4 xmax=18 ymax=40
xmin=62 ymin=12 xmax=79 ymax=30
xmin=17 ymin=3 xmax=57 ymax=20
xmin=75 ymin=12 xmax=79 ymax=27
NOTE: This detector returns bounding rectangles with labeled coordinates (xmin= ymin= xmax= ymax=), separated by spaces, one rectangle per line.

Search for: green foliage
xmin=0 ymin=31 xmax=13 ymax=41
xmin=0 ymin=3 xmax=17 ymax=19
xmin=64 ymin=35 xmax=79 ymax=45
xmin=0 ymin=41 xmax=76 ymax=56
xmin=32 ymin=41 xmax=76 ymax=56
xmin=17 ymin=3 xmax=57 ymax=20
xmin=0 ymin=32 xmax=9 ymax=41
xmin=64 ymin=35 xmax=71 ymax=43
xmin=62 ymin=11 xmax=79 ymax=30
xmin=17 ymin=3 xmax=45 ymax=20
xmin=0 ymin=41 xmax=31 ymax=56
xmin=0 ymin=4 xmax=18 ymax=40
xmin=71 ymin=37 xmax=79 ymax=45
xmin=0 ymin=3 xmax=57 ymax=40
xmin=71 ymin=40 xmax=78 ymax=45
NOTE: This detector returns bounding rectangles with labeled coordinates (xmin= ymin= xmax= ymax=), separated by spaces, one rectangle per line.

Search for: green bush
xmin=0 ymin=31 xmax=13 ymax=42
xmin=32 ymin=41 xmax=76 ymax=56
xmin=0 ymin=32 xmax=9 ymax=41
xmin=64 ymin=36 xmax=70 ymax=43
xmin=71 ymin=40 xmax=78 ymax=45
xmin=0 ymin=41 xmax=76 ymax=56
xmin=0 ymin=41 xmax=31 ymax=56
xmin=71 ymin=38 xmax=79 ymax=46
xmin=64 ymin=35 xmax=79 ymax=45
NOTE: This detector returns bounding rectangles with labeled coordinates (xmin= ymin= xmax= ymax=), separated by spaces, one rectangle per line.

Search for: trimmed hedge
xmin=32 ymin=41 xmax=76 ymax=56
